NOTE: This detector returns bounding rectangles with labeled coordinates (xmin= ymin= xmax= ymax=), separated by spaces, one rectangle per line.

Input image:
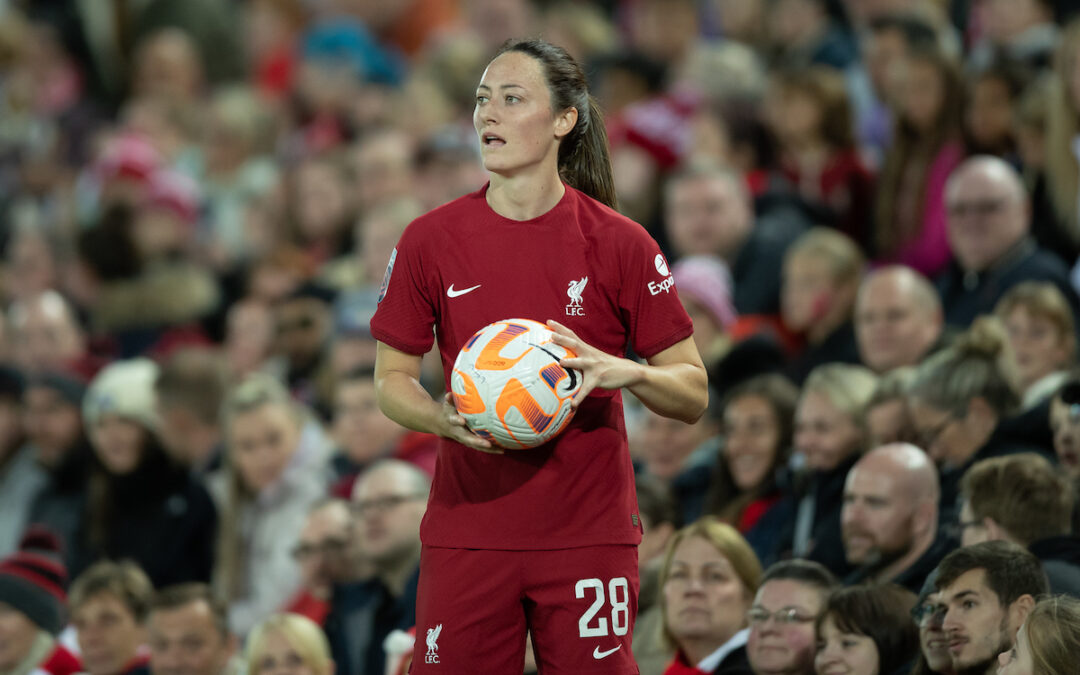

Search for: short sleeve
xmin=369 ymin=224 xmax=437 ymax=355
xmin=616 ymin=224 xmax=694 ymax=358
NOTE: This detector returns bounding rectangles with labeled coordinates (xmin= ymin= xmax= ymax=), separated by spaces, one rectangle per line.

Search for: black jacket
xmin=1029 ymin=536 xmax=1080 ymax=597
xmin=326 ymin=566 xmax=420 ymax=675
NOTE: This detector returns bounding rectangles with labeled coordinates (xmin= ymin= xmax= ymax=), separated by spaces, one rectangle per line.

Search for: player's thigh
xmin=525 ymin=545 xmax=640 ymax=674
xmin=411 ymin=546 xmax=528 ymax=674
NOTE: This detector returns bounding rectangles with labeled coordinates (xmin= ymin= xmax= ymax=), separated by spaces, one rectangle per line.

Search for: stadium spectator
xmin=211 ymin=373 xmax=332 ymax=636
xmin=864 ymin=367 xmax=917 ymax=446
xmin=633 ymin=476 xmax=680 ymax=675
xmin=909 ymin=571 xmax=956 ymax=675
xmin=958 ymin=453 xmax=1080 ymax=596
xmin=0 ymin=530 xmax=81 ymax=675
xmin=814 ymin=584 xmax=919 ymax=675
xmin=70 ymin=359 xmax=217 ymax=587
xmin=994 ymin=281 xmax=1076 ymax=409
xmin=854 ymin=266 xmax=943 ymax=374
xmin=659 ymin=517 xmax=762 ymax=674
xmin=147 ymin=584 xmax=237 ymax=675
xmin=770 ymin=363 xmax=877 ymax=576
xmin=154 ymin=348 xmax=230 ymax=476
xmin=841 ymin=443 xmax=949 ymax=593
xmin=935 ymin=156 xmax=1080 ymax=329
xmin=671 ymin=255 xmax=738 ymax=368
xmin=967 ymin=0 xmax=1057 ymax=72
xmin=0 ymin=367 xmax=37 ymax=555
xmin=1042 ymin=18 xmax=1080 ymax=264
xmin=781 ymin=228 xmax=865 ymax=383
xmin=70 ymin=561 xmax=154 ymax=675
xmin=934 ymin=541 xmax=1049 ymax=675
xmin=997 ymin=594 xmax=1080 ymax=675
xmin=8 ymin=291 xmax=95 ymax=378
xmin=746 ymin=560 xmax=838 ymax=675
xmin=270 ymin=284 xmax=334 ymax=413
xmin=765 ymin=0 xmax=858 ymax=70
xmin=283 ymin=499 xmax=366 ymax=626
xmin=244 ymin=613 xmax=331 ymax=675
xmin=325 ymin=460 xmax=426 ymax=675
xmin=1049 ymin=378 xmax=1080 ymax=491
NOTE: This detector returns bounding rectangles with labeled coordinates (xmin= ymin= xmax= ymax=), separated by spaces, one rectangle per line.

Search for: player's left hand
xmin=547 ymin=319 xmax=643 ymax=407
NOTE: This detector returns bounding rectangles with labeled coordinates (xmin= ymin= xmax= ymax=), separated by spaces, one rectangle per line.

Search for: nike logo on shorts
xmin=447 ymin=284 xmax=481 ymax=298
xmin=593 ymin=645 xmax=621 ymax=660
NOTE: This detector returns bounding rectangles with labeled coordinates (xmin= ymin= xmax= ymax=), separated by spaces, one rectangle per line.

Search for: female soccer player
xmin=371 ymin=38 xmax=707 ymax=673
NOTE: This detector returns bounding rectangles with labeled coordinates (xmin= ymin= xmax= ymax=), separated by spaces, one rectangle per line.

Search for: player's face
xmin=473 ymin=51 xmax=565 ymax=178
xmin=663 ymin=536 xmax=751 ymax=652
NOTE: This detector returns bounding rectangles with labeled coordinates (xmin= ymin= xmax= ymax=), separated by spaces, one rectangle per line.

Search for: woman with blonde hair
xmin=995 ymin=281 xmax=1077 ymax=408
xmin=769 ymin=363 xmax=878 ymax=577
xmin=246 ymin=613 xmax=334 ymax=675
xmin=210 ymin=373 xmax=333 ymax=635
xmin=998 ymin=595 xmax=1080 ymax=675
xmin=658 ymin=517 xmax=763 ymax=675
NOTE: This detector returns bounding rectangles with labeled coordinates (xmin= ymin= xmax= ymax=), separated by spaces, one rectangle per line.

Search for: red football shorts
xmin=410 ymin=544 xmax=640 ymax=674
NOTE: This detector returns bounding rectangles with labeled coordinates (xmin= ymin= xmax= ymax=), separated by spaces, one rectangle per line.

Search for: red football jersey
xmin=370 ymin=184 xmax=693 ymax=549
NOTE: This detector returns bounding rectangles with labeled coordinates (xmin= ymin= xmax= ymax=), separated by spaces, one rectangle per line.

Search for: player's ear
xmin=554 ymin=107 xmax=578 ymax=140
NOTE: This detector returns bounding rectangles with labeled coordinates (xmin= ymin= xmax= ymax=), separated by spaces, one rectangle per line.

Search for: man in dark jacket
xmin=958 ymin=453 xmax=1080 ymax=597
xmin=935 ymin=155 xmax=1080 ymax=330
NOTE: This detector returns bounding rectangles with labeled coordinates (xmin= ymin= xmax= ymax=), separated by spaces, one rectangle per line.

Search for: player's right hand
xmin=439 ymin=392 xmax=502 ymax=454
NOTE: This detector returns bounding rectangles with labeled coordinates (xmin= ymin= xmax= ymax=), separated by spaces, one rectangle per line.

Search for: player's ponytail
xmin=496 ymin=39 xmax=618 ymax=210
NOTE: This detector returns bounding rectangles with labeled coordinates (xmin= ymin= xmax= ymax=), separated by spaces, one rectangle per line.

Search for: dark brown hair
xmin=151 ymin=583 xmax=230 ymax=638
xmin=935 ymin=540 xmax=1049 ymax=608
xmin=496 ymin=38 xmax=617 ymax=209
xmin=816 ymin=584 xmax=919 ymax=674
xmin=770 ymin=65 xmax=855 ymax=150
xmin=961 ymin=453 xmax=1075 ymax=545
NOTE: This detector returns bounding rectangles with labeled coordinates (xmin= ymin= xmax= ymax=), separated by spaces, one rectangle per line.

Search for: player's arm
xmin=374 ymin=341 xmax=499 ymax=453
xmin=548 ymin=321 xmax=707 ymax=424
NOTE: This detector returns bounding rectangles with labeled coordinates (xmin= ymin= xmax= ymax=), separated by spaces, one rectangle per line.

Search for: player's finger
xmin=572 ymin=379 xmax=596 ymax=407
xmin=558 ymin=357 xmax=584 ymax=371
xmin=546 ymin=319 xmax=578 ymax=338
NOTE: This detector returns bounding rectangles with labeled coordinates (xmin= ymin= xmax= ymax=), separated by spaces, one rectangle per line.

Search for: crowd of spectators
xmin=3 ymin=0 xmax=1080 ymax=674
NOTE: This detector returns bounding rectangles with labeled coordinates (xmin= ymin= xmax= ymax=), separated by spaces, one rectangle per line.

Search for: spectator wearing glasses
xmin=841 ymin=443 xmax=950 ymax=594
xmin=747 ymin=560 xmax=838 ymax=675
xmin=907 ymin=316 xmax=1052 ymax=527
xmin=935 ymin=156 xmax=1080 ymax=331
xmin=909 ymin=570 xmax=957 ymax=675
xmin=957 ymin=453 xmax=1080 ymax=597
xmin=325 ymin=459 xmax=427 ymax=675
xmin=934 ymin=541 xmax=1048 ymax=675
xmin=854 ymin=266 xmax=944 ymax=375
xmin=210 ymin=373 xmax=333 ymax=636
xmin=814 ymin=584 xmax=919 ymax=675
xmin=658 ymin=517 xmax=762 ymax=675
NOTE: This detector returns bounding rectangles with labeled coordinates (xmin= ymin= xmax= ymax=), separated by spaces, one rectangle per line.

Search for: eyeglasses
xmin=277 ymin=316 xmax=318 ymax=334
xmin=946 ymin=198 xmax=1006 ymax=219
xmin=291 ymin=538 xmax=348 ymax=560
xmin=350 ymin=493 xmax=425 ymax=517
xmin=913 ymin=413 xmax=956 ymax=449
xmin=911 ymin=602 xmax=947 ymax=627
xmin=747 ymin=607 xmax=817 ymax=626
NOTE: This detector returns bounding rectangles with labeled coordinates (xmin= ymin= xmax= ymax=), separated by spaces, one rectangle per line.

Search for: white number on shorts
xmin=574 ymin=577 xmax=630 ymax=638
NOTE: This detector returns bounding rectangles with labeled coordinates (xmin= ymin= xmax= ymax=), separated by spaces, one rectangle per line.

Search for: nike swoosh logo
xmin=593 ymin=645 xmax=621 ymax=660
xmin=447 ymin=284 xmax=481 ymax=298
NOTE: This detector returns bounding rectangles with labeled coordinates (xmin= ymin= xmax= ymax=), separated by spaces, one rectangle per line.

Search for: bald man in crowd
xmin=855 ymin=266 xmax=944 ymax=373
xmin=936 ymin=155 xmax=1080 ymax=329
xmin=841 ymin=443 xmax=951 ymax=592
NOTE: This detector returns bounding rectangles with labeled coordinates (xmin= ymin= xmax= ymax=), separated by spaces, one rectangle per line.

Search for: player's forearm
xmin=627 ymin=361 xmax=708 ymax=423
xmin=375 ymin=370 xmax=445 ymax=434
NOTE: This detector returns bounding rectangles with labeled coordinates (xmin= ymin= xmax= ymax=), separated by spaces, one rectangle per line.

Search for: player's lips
xmin=482 ymin=132 xmax=506 ymax=146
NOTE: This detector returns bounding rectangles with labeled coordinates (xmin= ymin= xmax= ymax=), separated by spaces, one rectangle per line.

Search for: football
xmin=450 ymin=318 xmax=582 ymax=449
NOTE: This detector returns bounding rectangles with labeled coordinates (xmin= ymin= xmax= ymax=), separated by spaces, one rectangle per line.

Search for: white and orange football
xmin=450 ymin=318 xmax=582 ymax=449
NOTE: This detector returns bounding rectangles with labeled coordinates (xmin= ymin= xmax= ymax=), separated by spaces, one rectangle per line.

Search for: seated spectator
xmin=7 ymin=290 xmax=99 ymax=378
xmin=935 ymin=156 xmax=1080 ymax=330
xmin=935 ymin=541 xmax=1049 ymax=675
xmin=222 ymin=299 xmax=276 ymax=379
xmin=633 ymin=476 xmax=679 ymax=675
xmin=662 ymin=163 xmax=806 ymax=316
xmin=659 ymin=517 xmax=762 ymax=674
xmin=703 ymin=374 xmax=798 ymax=537
xmin=22 ymin=372 xmax=94 ymax=560
xmin=770 ymin=363 xmax=877 ymax=576
xmin=71 ymin=561 xmax=154 ymax=675
xmin=994 ymin=282 xmax=1076 ymax=409
xmin=270 ymin=284 xmax=335 ymax=414
xmin=841 ymin=444 xmax=949 ymax=593
xmin=671 ymin=256 xmax=738 ymax=369
xmin=147 ymin=584 xmax=237 ymax=675
xmin=907 ymin=317 xmax=1052 ymax=525
xmin=244 ymin=613 xmax=332 ymax=675
xmin=71 ymin=359 xmax=217 ymax=587
xmin=964 ymin=62 xmax=1025 ymax=161
xmin=0 ymin=531 xmax=81 ymax=675
xmin=0 ymin=367 xmax=42 ymax=556
xmin=814 ymin=584 xmax=919 ymax=675
xmin=326 ymin=460 xmax=427 ymax=675
xmin=1042 ymin=18 xmax=1080 ymax=265
xmin=211 ymin=373 xmax=332 ymax=636
xmin=1049 ymin=379 xmax=1080 ymax=507
xmin=854 ymin=266 xmax=943 ymax=374
xmin=747 ymin=560 xmax=838 ymax=675
xmin=967 ymin=0 xmax=1057 ymax=72
xmin=909 ymin=571 xmax=955 ymax=675
xmin=873 ymin=45 xmax=964 ymax=277
xmin=864 ymin=367 xmax=917 ymax=447
xmin=781 ymin=228 xmax=865 ymax=384
xmin=958 ymin=453 xmax=1080 ymax=596
xmin=997 ymin=595 xmax=1080 ymax=675
xmin=284 ymin=499 xmax=368 ymax=626
xmin=154 ymin=348 xmax=229 ymax=476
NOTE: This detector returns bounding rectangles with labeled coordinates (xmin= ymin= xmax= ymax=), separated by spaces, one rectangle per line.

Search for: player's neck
xmin=486 ymin=171 xmax=566 ymax=221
